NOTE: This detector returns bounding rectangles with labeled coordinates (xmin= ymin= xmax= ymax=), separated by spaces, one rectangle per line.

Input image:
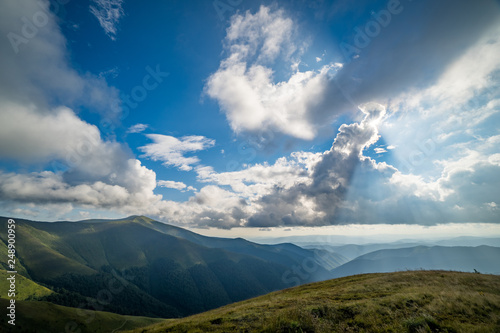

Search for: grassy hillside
xmin=128 ymin=271 xmax=500 ymax=333
xmin=0 ymin=298 xmax=164 ymax=333
xmin=0 ymin=269 xmax=53 ymax=300
xmin=0 ymin=216 xmax=336 ymax=318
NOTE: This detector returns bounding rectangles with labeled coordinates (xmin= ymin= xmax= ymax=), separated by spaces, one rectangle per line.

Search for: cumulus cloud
xmin=0 ymin=0 xmax=121 ymax=117
xmin=0 ymin=101 xmax=157 ymax=203
xmin=207 ymin=2 xmax=500 ymax=142
xmin=0 ymin=0 xmax=161 ymax=219
xmin=139 ymin=134 xmax=215 ymax=171
xmin=246 ymin=103 xmax=386 ymax=227
xmin=195 ymin=154 xmax=315 ymax=200
xmin=0 ymin=159 xmax=158 ymax=209
xmin=89 ymin=0 xmax=124 ymax=40
xmin=0 ymin=104 xmax=160 ymax=213
xmin=0 ymin=103 xmax=100 ymax=162
xmin=206 ymin=6 xmax=338 ymax=140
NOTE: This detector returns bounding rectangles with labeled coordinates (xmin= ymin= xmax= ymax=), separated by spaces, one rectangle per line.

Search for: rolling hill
xmin=330 ymin=245 xmax=500 ymax=278
xmin=127 ymin=270 xmax=500 ymax=333
xmin=0 ymin=216 xmax=341 ymax=318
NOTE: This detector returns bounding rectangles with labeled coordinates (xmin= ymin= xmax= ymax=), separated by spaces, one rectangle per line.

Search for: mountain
xmin=0 ymin=216 xmax=339 ymax=319
xmin=123 ymin=216 xmax=344 ymax=273
xmin=126 ymin=271 xmax=500 ymax=333
xmin=304 ymin=237 xmax=500 ymax=261
xmin=308 ymin=242 xmax=424 ymax=260
xmin=330 ymin=245 xmax=500 ymax=278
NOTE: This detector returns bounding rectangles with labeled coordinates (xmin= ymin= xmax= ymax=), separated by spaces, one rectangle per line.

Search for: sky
xmin=1 ymin=0 xmax=500 ymax=239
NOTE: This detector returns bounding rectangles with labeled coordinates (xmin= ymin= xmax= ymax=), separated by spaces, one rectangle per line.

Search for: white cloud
xmin=89 ymin=0 xmax=124 ymax=40
xmin=196 ymin=153 xmax=315 ymax=200
xmin=206 ymin=6 xmax=337 ymax=140
xmin=374 ymin=147 xmax=387 ymax=154
xmin=139 ymin=134 xmax=215 ymax=171
xmin=0 ymin=0 xmax=121 ymax=117
xmin=225 ymin=6 xmax=295 ymax=63
xmin=0 ymin=158 xmax=158 ymax=209
xmin=0 ymin=102 xmax=159 ymax=213
xmin=157 ymin=180 xmax=195 ymax=192
xmin=0 ymin=0 xmax=161 ymax=221
xmin=0 ymin=102 xmax=100 ymax=162
xmin=127 ymin=123 xmax=148 ymax=134
xmin=207 ymin=2 xmax=500 ymax=143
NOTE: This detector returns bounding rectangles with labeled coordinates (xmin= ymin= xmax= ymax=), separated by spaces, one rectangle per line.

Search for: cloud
xmin=246 ymin=103 xmax=386 ymax=227
xmin=318 ymin=0 xmax=500 ymax=122
xmin=89 ymin=0 xmax=124 ymax=40
xmin=0 ymin=101 xmax=157 ymax=203
xmin=0 ymin=0 xmax=121 ymax=118
xmin=0 ymin=0 xmax=161 ymax=220
xmin=185 ymin=185 xmax=250 ymax=229
xmin=207 ymin=2 xmax=500 ymax=142
xmin=139 ymin=134 xmax=215 ymax=171
xmin=206 ymin=6 xmax=338 ymax=140
xmin=127 ymin=123 xmax=148 ymax=134
xmin=0 ymin=159 xmax=158 ymax=209
xmin=157 ymin=180 xmax=195 ymax=192
xmin=0 ymin=103 xmax=101 ymax=162
xmin=196 ymin=149 xmax=323 ymax=202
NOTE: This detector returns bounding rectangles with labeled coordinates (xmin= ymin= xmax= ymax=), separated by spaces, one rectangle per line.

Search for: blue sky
xmin=1 ymin=0 xmax=500 ymax=238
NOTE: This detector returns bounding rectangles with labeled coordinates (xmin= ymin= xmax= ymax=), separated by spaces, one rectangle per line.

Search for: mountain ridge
xmin=0 ymin=215 xmax=341 ymax=318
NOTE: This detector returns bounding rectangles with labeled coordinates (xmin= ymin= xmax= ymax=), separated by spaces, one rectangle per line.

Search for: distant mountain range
xmin=330 ymin=245 xmax=500 ymax=278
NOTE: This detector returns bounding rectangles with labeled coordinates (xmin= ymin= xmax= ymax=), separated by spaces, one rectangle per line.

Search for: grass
xmin=0 ymin=269 xmax=53 ymax=300
xmin=0 ymin=298 xmax=165 ymax=333
xmin=127 ymin=271 xmax=500 ymax=333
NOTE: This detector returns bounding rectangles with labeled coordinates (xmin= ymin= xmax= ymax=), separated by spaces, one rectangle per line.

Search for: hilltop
xmin=129 ymin=270 xmax=500 ymax=333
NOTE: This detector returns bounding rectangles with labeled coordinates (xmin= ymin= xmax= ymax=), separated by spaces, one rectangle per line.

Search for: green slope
xmin=128 ymin=271 xmax=500 ymax=333
xmin=0 ymin=216 xmax=315 ymax=318
xmin=0 ymin=269 xmax=53 ymax=300
xmin=0 ymin=298 xmax=164 ymax=333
